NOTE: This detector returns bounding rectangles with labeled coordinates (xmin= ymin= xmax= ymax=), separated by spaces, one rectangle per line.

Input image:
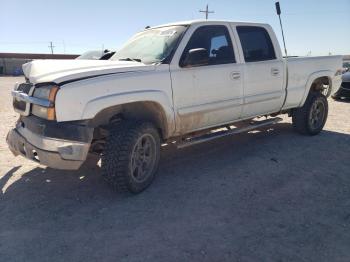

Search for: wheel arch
xmin=300 ymin=71 xmax=333 ymax=106
xmin=87 ymin=91 xmax=175 ymax=139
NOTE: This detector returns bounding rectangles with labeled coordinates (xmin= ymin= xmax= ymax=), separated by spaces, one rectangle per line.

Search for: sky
xmin=1 ymin=0 xmax=349 ymax=56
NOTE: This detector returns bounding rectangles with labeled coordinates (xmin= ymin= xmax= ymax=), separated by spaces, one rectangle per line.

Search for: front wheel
xmin=292 ymin=93 xmax=328 ymax=135
xmin=101 ymin=121 xmax=160 ymax=193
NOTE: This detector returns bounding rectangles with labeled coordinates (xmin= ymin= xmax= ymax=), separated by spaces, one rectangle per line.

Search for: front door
xmin=170 ymin=24 xmax=244 ymax=134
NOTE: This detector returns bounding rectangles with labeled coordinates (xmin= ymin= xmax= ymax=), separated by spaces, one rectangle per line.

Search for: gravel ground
xmin=0 ymin=76 xmax=350 ymax=262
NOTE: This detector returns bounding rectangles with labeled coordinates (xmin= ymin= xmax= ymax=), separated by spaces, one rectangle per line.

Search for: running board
xmin=177 ymin=117 xmax=283 ymax=149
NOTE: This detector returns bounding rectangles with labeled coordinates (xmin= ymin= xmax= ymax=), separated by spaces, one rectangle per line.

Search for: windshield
xmin=111 ymin=25 xmax=187 ymax=64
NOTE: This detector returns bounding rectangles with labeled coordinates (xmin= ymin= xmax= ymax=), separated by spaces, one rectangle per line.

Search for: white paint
xmin=21 ymin=20 xmax=343 ymax=138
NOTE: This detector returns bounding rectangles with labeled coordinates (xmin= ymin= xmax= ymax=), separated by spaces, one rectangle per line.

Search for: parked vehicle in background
xmin=7 ymin=20 xmax=343 ymax=194
xmin=76 ymin=49 xmax=115 ymax=60
xmin=333 ymin=71 xmax=350 ymax=100
xmin=100 ymin=51 xmax=116 ymax=60
xmin=343 ymin=62 xmax=350 ymax=69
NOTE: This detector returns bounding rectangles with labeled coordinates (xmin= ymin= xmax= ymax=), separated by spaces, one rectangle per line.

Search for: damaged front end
xmin=7 ymin=80 xmax=94 ymax=170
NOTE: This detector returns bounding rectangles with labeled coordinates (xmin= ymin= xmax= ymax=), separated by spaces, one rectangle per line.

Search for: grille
xmin=13 ymin=82 xmax=33 ymax=114
xmin=16 ymin=83 xmax=33 ymax=94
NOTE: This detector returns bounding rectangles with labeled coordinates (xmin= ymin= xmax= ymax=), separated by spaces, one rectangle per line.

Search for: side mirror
xmin=183 ymin=48 xmax=209 ymax=67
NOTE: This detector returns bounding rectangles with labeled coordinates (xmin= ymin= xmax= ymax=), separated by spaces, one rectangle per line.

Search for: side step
xmin=177 ymin=117 xmax=283 ymax=149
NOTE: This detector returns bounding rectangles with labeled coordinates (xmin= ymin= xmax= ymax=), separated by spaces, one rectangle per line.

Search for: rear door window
xmin=237 ymin=26 xmax=276 ymax=62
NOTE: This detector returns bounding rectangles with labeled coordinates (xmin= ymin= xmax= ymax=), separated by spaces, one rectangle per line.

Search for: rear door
xmin=236 ymin=26 xmax=285 ymax=118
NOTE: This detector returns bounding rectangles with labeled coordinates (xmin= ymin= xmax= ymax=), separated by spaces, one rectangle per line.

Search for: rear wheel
xmin=101 ymin=121 xmax=160 ymax=193
xmin=292 ymin=92 xmax=328 ymax=135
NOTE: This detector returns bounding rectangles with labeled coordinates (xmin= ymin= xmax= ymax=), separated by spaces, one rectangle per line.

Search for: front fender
xmin=82 ymin=90 xmax=175 ymax=135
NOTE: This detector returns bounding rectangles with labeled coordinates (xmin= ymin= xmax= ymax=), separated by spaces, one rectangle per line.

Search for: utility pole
xmin=48 ymin=41 xmax=55 ymax=54
xmin=199 ymin=4 xmax=214 ymax=20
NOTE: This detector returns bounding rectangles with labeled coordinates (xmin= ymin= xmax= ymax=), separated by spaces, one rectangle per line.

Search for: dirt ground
xmin=0 ymin=76 xmax=350 ymax=262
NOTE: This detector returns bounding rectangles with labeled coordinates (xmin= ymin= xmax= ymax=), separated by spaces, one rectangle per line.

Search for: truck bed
xmin=283 ymin=55 xmax=343 ymax=109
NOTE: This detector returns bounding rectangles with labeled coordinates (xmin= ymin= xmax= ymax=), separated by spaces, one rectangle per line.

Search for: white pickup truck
xmin=7 ymin=20 xmax=343 ymax=193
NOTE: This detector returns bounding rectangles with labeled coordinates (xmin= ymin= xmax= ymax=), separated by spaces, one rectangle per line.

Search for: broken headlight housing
xmin=32 ymin=85 xmax=60 ymax=120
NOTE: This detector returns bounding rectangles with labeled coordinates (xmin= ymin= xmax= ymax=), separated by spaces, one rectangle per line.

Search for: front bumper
xmin=6 ymin=117 xmax=93 ymax=170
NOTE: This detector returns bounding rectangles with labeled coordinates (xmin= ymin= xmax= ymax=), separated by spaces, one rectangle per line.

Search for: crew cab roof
xmin=150 ymin=20 xmax=270 ymax=29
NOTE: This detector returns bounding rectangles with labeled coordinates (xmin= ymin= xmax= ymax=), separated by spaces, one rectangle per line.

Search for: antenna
xmin=275 ymin=2 xmax=288 ymax=57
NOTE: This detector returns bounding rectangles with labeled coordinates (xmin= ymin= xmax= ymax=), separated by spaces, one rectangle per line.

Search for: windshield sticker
xmin=159 ymin=30 xmax=177 ymax=37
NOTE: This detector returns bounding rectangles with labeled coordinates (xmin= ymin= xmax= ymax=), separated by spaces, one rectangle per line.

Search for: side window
xmin=180 ymin=25 xmax=236 ymax=67
xmin=210 ymin=35 xmax=228 ymax=58
xmin=236 ymin=26 xmax=276 ymax=62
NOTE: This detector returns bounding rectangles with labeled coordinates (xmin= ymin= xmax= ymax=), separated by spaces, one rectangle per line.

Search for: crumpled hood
xmin=22 ymin=59 xmax=155 ymax=84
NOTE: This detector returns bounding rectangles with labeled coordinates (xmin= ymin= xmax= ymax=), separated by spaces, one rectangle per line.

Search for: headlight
xmin=33 ymin=86 xmax=52 ymax=99
xmin=32 ymin=85 xmax=59 ymax=120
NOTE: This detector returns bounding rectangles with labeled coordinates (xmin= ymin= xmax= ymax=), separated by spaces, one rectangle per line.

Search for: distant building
xmin=0 ymin=53 xmax=79 ymax=75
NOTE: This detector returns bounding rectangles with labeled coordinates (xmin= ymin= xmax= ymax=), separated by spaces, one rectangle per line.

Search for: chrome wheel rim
xmin=309 ymin=99 xmax=325 ymax=130
xmin=130 ymin=134 xmax=157 ymax=183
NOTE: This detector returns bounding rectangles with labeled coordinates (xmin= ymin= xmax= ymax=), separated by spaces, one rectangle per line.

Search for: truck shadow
xmin=1 ymin=123 xmax=350 ymax=261
xmin=333 ymin=98 xmax=350 ymax=103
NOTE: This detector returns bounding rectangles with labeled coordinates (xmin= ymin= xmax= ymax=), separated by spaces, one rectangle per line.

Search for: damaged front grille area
xmin=15 ymin=83 xmax=33 ymax=94
xmin=13 ymin=82 xmax=34 ymax=115
xmin=13 ymin=99 xmax=26 ymax=111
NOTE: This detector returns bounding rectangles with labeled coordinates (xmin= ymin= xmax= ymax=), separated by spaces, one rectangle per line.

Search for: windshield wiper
xmin=118 ymin=58 xmax=142 ymax=63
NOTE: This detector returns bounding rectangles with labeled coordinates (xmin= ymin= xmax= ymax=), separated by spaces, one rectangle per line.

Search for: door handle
xmin=271 ymin=68 xmax=280 ymax=76
xmin=231 ymin=72 xmax=241 ymax=80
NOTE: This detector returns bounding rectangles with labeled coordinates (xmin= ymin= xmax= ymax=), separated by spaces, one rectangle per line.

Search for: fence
xmin=0 ymin=53 xmax=79 ymax=76
xmin=0 ymin=58 xmax=32 ymax=75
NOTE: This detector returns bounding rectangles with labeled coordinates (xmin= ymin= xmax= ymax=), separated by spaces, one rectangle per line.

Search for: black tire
xmin=101 ymin=121 xmax=160 ymax=193
xmin=292 ymin=92 xmax=328 ymax=135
